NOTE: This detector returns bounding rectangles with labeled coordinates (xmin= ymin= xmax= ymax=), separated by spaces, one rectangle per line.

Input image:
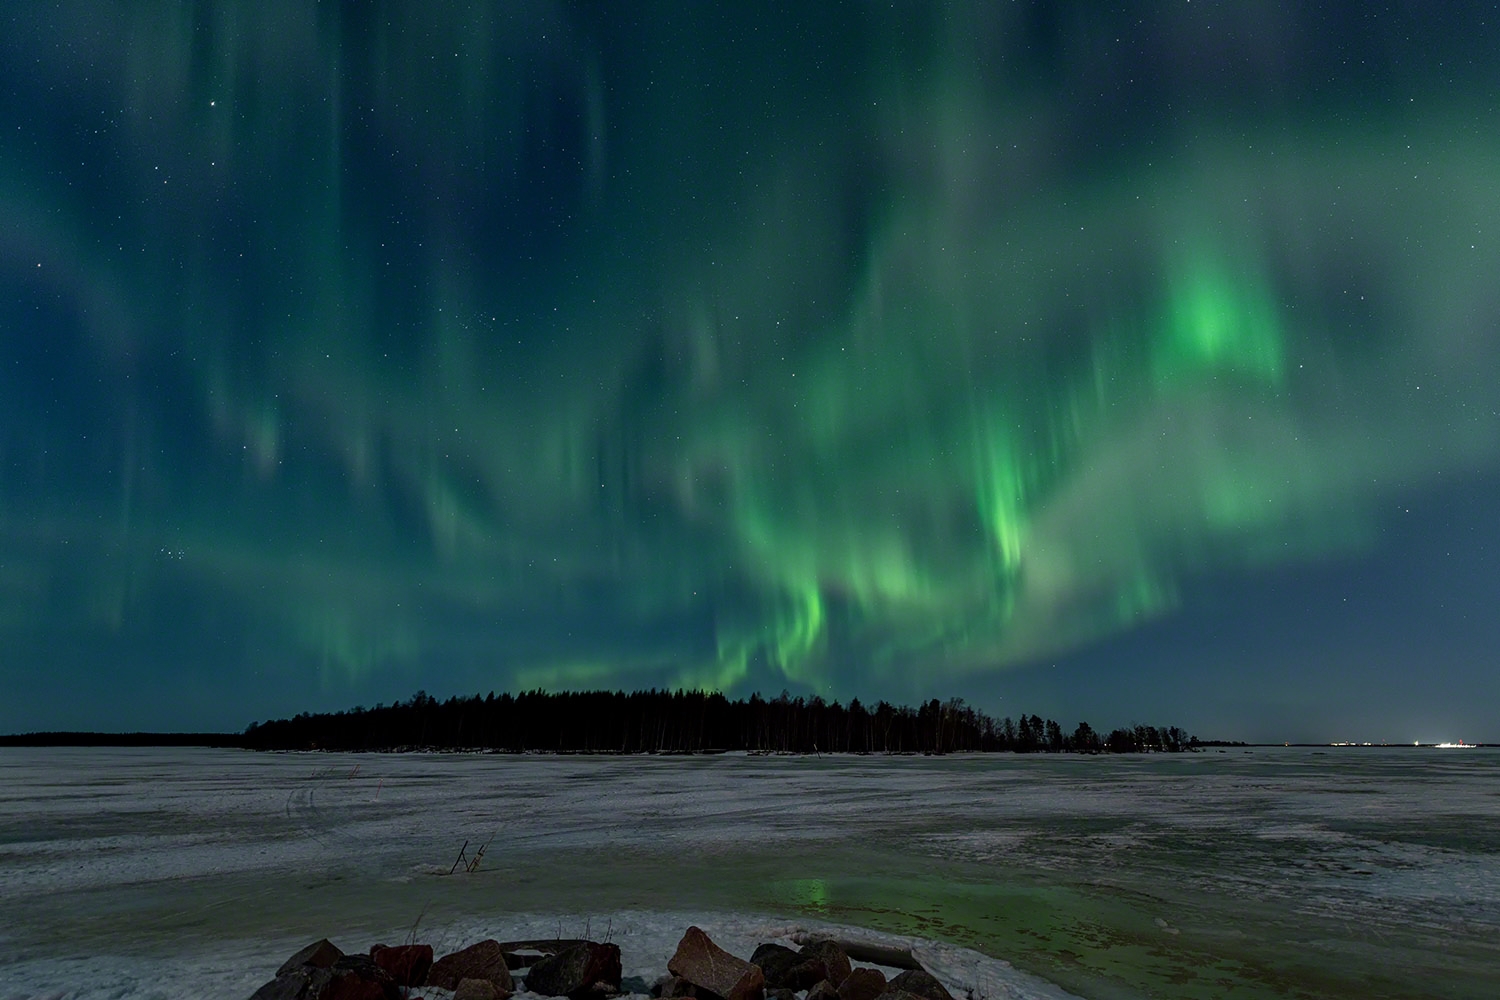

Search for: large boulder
xmin=748 ymin=944 xmax=800 ymax=990
xmin=794 ymin=942 xmax=851 ymax=989
xmin=524 ymin=942 xmax=623 ymax=999
xmin=429 ymin=940 xmax=516 ymax=993
xmin=883 ymin=971 xmax=953 ymax=1000
xmin=839 ymin=967 xmax=887 ymax=1000
xmin=667 ymin=927 xmax=765 ymax=1000
xmin=370 ymin=944 xmax=433 ymax=987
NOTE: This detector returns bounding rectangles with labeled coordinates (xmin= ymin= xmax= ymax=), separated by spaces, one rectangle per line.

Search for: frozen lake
xmin=1 ymin=747 xmax=1496 ymax=999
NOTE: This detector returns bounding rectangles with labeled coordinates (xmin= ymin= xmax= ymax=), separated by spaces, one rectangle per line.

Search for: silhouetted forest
xmin=242 ymin=690 xmax=1199 ymax=754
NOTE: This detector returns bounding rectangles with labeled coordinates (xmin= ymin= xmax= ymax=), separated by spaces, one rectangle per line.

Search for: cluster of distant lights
xmin=1327 ymin=740 xmax=1480 ymax=748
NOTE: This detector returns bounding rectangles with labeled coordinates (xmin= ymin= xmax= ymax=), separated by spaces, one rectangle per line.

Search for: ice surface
xmin=1 ymin=747 xmax=1497 ymax=999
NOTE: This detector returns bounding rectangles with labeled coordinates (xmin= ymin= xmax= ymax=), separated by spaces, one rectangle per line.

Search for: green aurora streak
xmin=1 ymin=2 xmax=1497 ymax=716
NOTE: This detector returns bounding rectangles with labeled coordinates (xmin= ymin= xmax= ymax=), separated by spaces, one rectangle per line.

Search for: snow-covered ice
xmin=1 ymin=747 xmax=1497 ymax=999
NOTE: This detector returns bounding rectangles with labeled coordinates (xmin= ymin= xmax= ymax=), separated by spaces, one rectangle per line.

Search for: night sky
xmin=3 ymin=2 xmax=1498 ymax=742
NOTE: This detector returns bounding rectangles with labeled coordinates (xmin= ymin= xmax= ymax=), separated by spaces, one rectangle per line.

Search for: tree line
xmin=241 ymin=689 xmax=1198 ymax=754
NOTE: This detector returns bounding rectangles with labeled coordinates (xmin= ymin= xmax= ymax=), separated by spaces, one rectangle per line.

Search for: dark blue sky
xmin=2 ymin=2 xmax=1497 ymax=742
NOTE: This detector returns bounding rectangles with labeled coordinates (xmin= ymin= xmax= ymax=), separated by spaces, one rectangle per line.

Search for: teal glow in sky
xmin=2 ymin=2 xmax=1498 ymax=741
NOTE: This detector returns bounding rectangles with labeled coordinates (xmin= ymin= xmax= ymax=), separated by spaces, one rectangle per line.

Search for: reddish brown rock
xmin=429 ymin=940 xmax=516 ymax=993
xmin=321 ymin=956 xmax=401 ymax=1000
xmin=370 ymin=943 xmax=433 ymax=987
xmin=839 ymin=967 xmax=887 ymax=1000
xmin=729 ymin=963 xmax=767 ymax=1000
xmin=667 ymin=927 xmax=765 ymax=1000
xmin=277 ymin=939 xmax=345 ymax=976
xmin=524 ymin=942 xmax=623 ymax=998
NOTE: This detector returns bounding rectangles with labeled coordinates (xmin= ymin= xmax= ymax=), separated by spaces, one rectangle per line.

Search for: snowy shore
xmin=3 ymin=913 xmax=1083 ymax=1000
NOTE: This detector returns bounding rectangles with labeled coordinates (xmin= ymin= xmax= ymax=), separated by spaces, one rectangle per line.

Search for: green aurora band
xmin=1 ymin=2 xmax=1497 ymax=718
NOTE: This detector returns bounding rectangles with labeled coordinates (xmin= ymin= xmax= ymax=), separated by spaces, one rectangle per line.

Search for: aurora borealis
xmin=3 ymin=2 xmax=1498 ymax=740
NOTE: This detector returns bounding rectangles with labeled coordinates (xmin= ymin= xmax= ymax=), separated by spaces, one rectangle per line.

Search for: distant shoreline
xmin=0 ymin=733 xmax=1489 ymax=749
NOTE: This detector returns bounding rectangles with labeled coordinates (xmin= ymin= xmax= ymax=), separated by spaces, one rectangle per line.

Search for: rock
xmin=249 ymin=954 xmax=401 ymax=1000
xmin=726 ymin=963 xmax=766 ymax=1000
xmin=838 ymin=967 xmax=887 ymax=1000
xmin=455 ymin=978 xmax=504 ymax=1000
xmin=886 ymin=971 xmax=953 ymax=1000
xmin=430 ymin=940 xmax=516 ymax=993
xmin=249 ymin=966 xmax=333 ymax=1000
xmin=652 ymin=974 xmax=698 ymax=998
xmin=748 ymin=944 xmax=801 ymax=990
xmin=278 ymin=939 xmax=345 ymax=976
xmin=371 ymin=943 xmax=433 ymax=987
xmin=667 ymin=926 xmax=765 ymax=1000
xmin=321 ymin=976 xmax=392 ymax=1000
xmin=524 ymin=941 xmax=622 ymax=998
xmin=323 ymin=956 xmax=402 ymax=1000
xmin=807 ymin=980 xmax=841 ymax=1000
xmin=794 ymin=942 xmax=851 ymax=989
xmin=765 ymin=989 xmax=797 ymax=1000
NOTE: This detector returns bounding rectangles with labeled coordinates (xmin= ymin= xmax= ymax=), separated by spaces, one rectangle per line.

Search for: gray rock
xmin=248 ymin=966 xmax=332 ymax=1000
xmin=524 ymin=941 xmax=623 ymax=999
xmin=748 ymin=944 xmax=801 ymax=990
xmin=886 ymin=970 xmax=953 ymax=1000
xmin=807 ymin=980 xmax=841 ymax=1000
xmin=455 ymin=978 xmax=504 ymax=1000
xmin=277 ymin=939 xmax=345 ymax=976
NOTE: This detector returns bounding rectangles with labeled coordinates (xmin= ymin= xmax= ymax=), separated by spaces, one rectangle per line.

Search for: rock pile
xmin=249 ymin=926 xmax=955 ymax=1000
